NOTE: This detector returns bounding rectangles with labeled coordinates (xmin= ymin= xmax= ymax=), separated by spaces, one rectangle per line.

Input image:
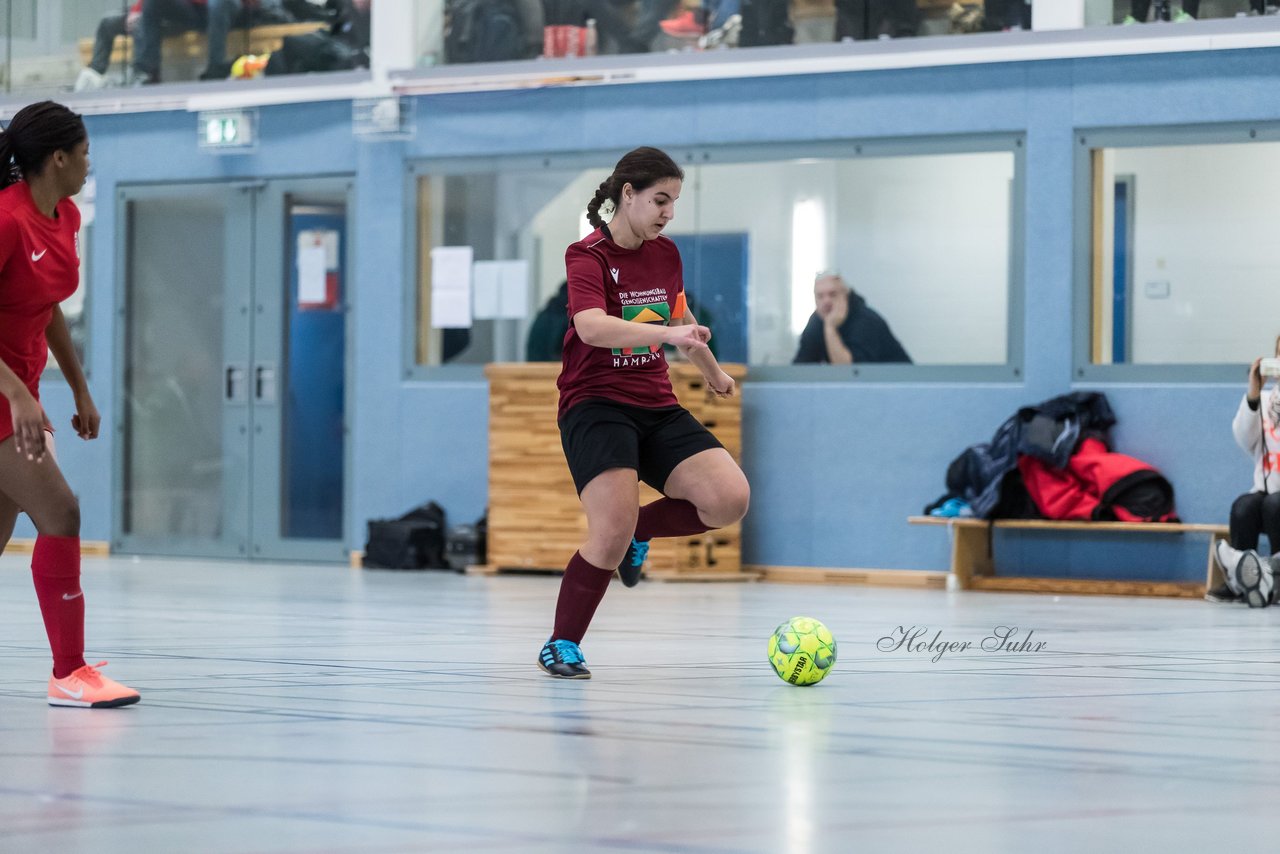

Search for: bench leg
xmin=950 ymin=524 xmax=993 ymax=591
xmin=1206 ymin=531 xmax=1229 ymax=593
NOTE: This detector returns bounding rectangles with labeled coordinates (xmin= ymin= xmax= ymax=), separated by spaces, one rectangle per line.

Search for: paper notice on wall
xmin=472 ymin=262 xmax=501 ymax=320
xmin=431 ymin=290 xmax=471 ymax=329
xmin=497 ymin=260 xmax=529 ymax=320
xmin=297 ymin=245 xmax=329 ymax=305
xmin=430 ymin=246 xmax=473 ymax=328
xmin=471 ymin=260 xmax=529 ymax=320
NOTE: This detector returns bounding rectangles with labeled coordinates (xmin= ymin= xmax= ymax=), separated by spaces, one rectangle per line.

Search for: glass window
xmin=685 ymin=150 xmax=1015 ymax=366
xmin=411 ymin=142 xmax=1018 ymax=374
xmin=423 ymin=0 xmax=1038 ymax=69
xmin=1087 ymin=138 xmax=1279 ymax=367
xmin=0 ymin=0 xmax=370 ymax=93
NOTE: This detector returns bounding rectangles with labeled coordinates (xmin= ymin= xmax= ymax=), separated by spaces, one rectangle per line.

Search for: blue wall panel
xmin=24 ymin=46 xmax=1280 ymax=580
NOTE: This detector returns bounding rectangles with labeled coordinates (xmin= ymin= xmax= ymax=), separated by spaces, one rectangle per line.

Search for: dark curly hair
xmin=586 ymin=146 xmax=684 ymax=229
xmin=0 ymin=101 xmax=86 ymax=190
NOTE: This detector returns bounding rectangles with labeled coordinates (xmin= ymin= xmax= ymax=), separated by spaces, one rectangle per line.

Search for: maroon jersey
xmin=0 ymin=182 xmax=81 ymax=440
xmin=556 ymin=227 xmax=686 ymax=419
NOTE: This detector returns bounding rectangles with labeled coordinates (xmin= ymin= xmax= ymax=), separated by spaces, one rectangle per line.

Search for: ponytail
xmin=0 ymin=101 xmax=87 ymax=190
xmin=0 ymin=133 xmax=15 ymax=190
xmin=584 ymin=146 xmax=684 ymax=230
xmin=585 ymin=179 xmax=615 ymax=229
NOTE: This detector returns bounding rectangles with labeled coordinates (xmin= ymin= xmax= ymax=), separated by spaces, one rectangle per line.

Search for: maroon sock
xmin=634 ymin=497 xmax=711 ymax=541
xmin=31 ymin=535 xmax=86 ymax=679
xmin=551 ymin=551 xmax=614 ymax=645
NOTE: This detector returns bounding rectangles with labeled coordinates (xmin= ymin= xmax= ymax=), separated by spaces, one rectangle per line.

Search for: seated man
xmin=76 ymin=3 xmax=141 ymax=91
xmin=134 ymin=0 xmax=279 ymax=83
xmin=792 ymin=272 xmax=911 ymax=365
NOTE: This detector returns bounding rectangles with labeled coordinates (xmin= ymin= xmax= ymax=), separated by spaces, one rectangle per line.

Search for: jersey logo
xmin=609 ymin=267 xmax=619 ymax=284
xmin=31 ymin=249 xmax=47 ymax=262
xmin=611 ymin=300 xmax=672 ymax=357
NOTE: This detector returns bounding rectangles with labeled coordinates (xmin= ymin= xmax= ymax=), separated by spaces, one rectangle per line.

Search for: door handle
xmin=255 ymin=364 xmax=277 ymax=403
xmin=225 ymin=365 xmax=247 ymax=403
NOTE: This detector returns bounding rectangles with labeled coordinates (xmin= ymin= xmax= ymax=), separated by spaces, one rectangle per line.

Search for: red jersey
xmin=0 ymin=182 xmax=81 ymax=406
xmin=557 ymin=227 xmax=685 ymax=419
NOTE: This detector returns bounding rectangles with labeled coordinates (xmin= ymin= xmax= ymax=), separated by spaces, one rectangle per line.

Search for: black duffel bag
xmin=364 ymin=502 xmax=448 ymax=569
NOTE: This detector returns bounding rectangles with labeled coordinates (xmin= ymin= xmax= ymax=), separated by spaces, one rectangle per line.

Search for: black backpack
xmin=364 ymin=502 xmax=449 ymax=570
xmin=445 ymin=0 xmax=526 ymax=63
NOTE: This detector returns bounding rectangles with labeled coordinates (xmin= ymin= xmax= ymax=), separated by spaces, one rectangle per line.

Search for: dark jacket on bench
xmin=934 ymin=391 xmax=1174 ymax=522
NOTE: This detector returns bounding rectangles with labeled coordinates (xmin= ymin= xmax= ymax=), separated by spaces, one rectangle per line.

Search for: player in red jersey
xmin=538 ymin=146 xmax=750 ymax=679
xmin=0 ymin=102 xmax=139 ymax=707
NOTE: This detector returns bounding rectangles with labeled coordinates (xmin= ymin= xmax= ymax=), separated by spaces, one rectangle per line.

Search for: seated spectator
xmin=75 ymin=3 xmax=142 ymax=91
xmin=1210 ymin=338 xmax=1280 ymax=608
xmin=792 ymin=272 xmax=911 ymax=365
xmin=133 ymin=0 xmax=283 ymax=84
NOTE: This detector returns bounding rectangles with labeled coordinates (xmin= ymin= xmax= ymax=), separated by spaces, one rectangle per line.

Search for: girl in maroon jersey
xmin=0 ymin=102 xmax=139 ymax=707
xmin=538 ymin=146 xmax=750 ymax=679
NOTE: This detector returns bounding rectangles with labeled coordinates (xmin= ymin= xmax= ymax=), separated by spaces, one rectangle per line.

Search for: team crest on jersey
xmin=611 ymin=299 xmax=671 ymax=363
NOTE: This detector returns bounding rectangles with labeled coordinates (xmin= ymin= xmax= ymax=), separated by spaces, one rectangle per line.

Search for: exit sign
xmin=198 ymin=109 xmax=256 ymax=151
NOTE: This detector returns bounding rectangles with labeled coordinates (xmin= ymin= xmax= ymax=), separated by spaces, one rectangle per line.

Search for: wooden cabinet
xmin=480 ymin=362 xmax=749 ymax=581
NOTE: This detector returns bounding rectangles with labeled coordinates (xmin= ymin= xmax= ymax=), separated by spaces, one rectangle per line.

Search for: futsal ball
xmin=768 ymin=616 xmax=837 ymax=686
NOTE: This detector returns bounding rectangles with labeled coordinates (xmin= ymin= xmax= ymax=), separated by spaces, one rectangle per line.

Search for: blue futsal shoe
xmin=538 ymin=638 xmax=591 ymax=679
xmin=617 ymin=537 xmax=650 ymax=587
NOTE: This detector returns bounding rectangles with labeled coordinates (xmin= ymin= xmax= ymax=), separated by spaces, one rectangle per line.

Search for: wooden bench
xmin=77 ymin=22 xmax=325 ymax=76
xmin=909 ymin=516 xmax=1229 ymax=598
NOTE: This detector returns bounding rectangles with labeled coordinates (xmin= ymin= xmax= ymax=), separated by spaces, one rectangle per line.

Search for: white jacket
xmin=1231 ymin=389 xmax=1280 ymax=493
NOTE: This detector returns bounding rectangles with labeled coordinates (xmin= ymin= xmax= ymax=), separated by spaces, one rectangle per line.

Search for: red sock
xmin=551 ymin=551 xmax=613 ymax=645
xmin=634 ymin=498 xmax=711 ymax=541
xmin=31 ymin=535 xmax=86 ymax=679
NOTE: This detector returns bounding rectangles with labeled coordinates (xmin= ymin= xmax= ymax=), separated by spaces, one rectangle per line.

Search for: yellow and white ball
xmin=768 ymin=616 xmax=837 ymax=686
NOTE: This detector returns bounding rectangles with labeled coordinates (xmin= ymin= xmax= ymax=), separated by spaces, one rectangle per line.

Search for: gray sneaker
xmin=1214 ymin=540 xmax=1244 ymax=600
xmin=1233 ymin=549 xmax=1274 ymax=609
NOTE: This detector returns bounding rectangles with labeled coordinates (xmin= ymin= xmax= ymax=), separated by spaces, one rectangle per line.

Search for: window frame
xmin=1072 ymin=122 xmax=1280 ymax=384
xmin=404 ymin=134 xmax=1027 ymax=384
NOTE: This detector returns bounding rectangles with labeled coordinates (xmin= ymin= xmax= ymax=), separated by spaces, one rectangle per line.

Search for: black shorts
xmin=558 ymin=398 xmax=725 ymax=495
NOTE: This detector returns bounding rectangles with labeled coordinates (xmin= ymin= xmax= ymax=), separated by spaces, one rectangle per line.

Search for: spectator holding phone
xmin=1210 ymin=335 xmax=1280 ymax=607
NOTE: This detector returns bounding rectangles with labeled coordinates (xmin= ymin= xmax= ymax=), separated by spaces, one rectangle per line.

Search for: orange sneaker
xmin=48 ymin=661 xmax=140 ymax=708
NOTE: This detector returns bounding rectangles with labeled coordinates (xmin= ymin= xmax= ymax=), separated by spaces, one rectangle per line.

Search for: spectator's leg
xmin=135 ymin=0 xmax=204 ymax=78
xmin=1129 ymin=1 xmax=1152 ymax=22
xmin=1181 ymin=0 xmax=1200 ymax=17
xmin=707 ymin=0 xmax=740 ymax=30
xmin=835 ymin=0 xmax=870 ymax=40
xmin=1260 ymin=492 xmax=1280 ymax=555
xmin=883 ymin=0 xmax=919 ymax=37
xmin=981 ymin=0 xmax=1007 ymax=31
xmin=90 ymin=13 xmax=128 ymax=75
xmin=1230 ymin=491 xmax=1265 ymax=551
xmin=629 ymin=0 xmax=681 ymax=50
xmin=204 ymin=0 xmax=244 ymax=75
